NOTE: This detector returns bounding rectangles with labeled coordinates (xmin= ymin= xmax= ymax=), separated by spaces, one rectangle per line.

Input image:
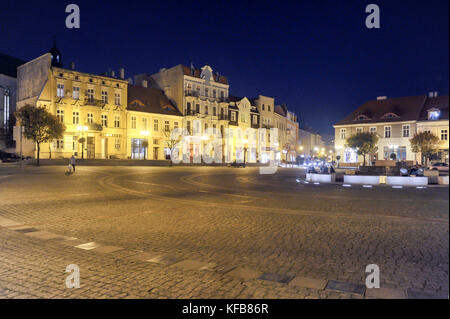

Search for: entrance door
xmin=153 ymin=147 xmax=159 ymax=160
xmin=86 ymin=137 xmax=95 ymax=159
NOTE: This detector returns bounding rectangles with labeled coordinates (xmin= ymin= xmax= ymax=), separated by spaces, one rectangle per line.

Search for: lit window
xmin=174 ymin=122 xmax=179 ymax=130
xmin=87 ymin=113 xmax=93 ymax=124
xmin=340 ymin=128 xmax=346 ymax=140
xmin=115 ymin=93 xmax=121 ymax=105
xmin=153 ymin=119 xmax=159 ymax=131
xmin=73 ymin=86 xmax=80 ymax=99
xmin=114 ymin=115 xmax=120 ymax=128
xmin=370 ymin=127 xmax=376 ymax=133
xmin=87 ymin=89 xmax=94 ymax=102
xmin=428 ymin=109 xmax=440 ymax=120
xmin=131 ymin=116 xmax=136 ymax=129
xmin=231 ymin=112 xmax=236 ymax=122
xmin=57 ymin=84 xmax=64 ymax=97
xmin=142 ymin=117 xmax=147 ymax=130
xmin=101 ymin=90 xmax=108 ymax=104
xmin=54 ymin=139 xmax=64 ymax=150
xmin=164 ymin=121 xmax=170 ymax=132
xmin=356 ymin=127 xmax=363 ymax=133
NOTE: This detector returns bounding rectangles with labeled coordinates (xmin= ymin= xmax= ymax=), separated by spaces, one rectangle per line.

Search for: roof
xmin=274 ymin=105 xmax=287 ymax=117
xmin=0 ymin=53 xmax=26 ymax=77
xmin=127 ymin=85 xmax=182 ymax=116
xmin=182 ymin=65 xmax=228 ymax=84
xmin=335 ymin=95 xmax=449 ymax=126
xmin=418 ymin=95 xmax=449 ymax=121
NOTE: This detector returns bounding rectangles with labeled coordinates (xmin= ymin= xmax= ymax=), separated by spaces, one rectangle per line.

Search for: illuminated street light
xmin=140 ymin=130 xmax=150 ymax=136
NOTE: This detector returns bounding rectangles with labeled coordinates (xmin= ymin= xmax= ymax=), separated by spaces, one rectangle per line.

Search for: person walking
xmin=69 ymin=155 xmax=76 ymax=173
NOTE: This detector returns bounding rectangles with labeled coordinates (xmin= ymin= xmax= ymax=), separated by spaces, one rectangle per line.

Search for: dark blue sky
xmin=1 ymin=0 xmax=448 ymax=135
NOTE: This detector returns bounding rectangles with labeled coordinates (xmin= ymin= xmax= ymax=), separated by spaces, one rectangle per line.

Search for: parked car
xmin=428 ymin=162 xmax=449 ymax=172
xmin=0 ymin=151 xmax=31 ymax=163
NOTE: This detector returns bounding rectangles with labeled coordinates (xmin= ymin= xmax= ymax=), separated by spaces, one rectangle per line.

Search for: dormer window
xmin=381 ymin=112 xmax=399 ymax=119
xmin=354 ymin=114 xmax=370 ymax=121
xmin=427 ymin=108 xmax=440 ymax=120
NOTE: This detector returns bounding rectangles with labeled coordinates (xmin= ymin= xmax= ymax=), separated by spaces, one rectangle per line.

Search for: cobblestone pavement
xmin=0 ymin=165 xmax=448 ymax=299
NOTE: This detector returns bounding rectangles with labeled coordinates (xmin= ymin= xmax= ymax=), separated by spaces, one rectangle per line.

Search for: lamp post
xmin=77 ymin=125 xmax=88 ymax=159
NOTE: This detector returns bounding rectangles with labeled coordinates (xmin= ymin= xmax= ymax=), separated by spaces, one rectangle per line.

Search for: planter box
xmin=306 ymin=173 xmax=335 ymax=183
xmin=386 ymin=176 xmax=428 ymax=186
xmin=344 ymin=175 xmax=381 ymax=185
xmin=438 ymin=176 xmax=449 ymax=185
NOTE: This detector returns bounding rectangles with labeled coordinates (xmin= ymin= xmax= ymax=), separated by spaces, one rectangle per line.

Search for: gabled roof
xmin=274 ymin=105 xmax=287 ymax=117
xmin=334 ymin=95 xmax=450 ymax=126
xmin=127 ymin=85 xmax=182 ymax=116
xmin=0 ymin=53 xmax=26 ymax=78
xmin=182 ymin=65 xmax=228 ymax=84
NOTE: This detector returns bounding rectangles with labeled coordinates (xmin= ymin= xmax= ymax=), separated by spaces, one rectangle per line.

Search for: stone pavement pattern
xmin=0 ymin=166 xmax=448 ymax=299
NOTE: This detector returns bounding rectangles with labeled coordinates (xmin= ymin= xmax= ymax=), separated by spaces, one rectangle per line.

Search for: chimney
xmin=70 ymin=62 xmax=75 ymax=70
xmin=119 ymin=68 xmax=125 ymax=79
xmin=377 ymin=96 xmax=387 ymax=100
xmin=142 ymin=80 xmax=148 ymax=88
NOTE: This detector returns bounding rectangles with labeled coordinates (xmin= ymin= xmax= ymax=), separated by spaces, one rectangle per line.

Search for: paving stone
xmin=91 ymin=245 xmax=124 ymax=254
xmin=130 ymin=252 xmax=162 ymax=262
xmin=289 ymin=276 xmax=328 ymax=290
xmin=0 ymin=217 xmax=22 ymax=227
xmin=258 ymin=272 xmax=294 ymax=284
xmin=326 ymin=280 xmax=366 ymax=296
xmin=365 ymin=287 xmax=406 ymax=299
xmin=406 ymin=289 xmax=449 ymax=299
xmin=171 ymin=259 xmax=216 ymax=271
xmin=224 ymin=267 xmax=263 ymax=281
xmin=24 ymin=231 xmax=63 ymax=240
xmin=147 ymin=255 xmax=181 ymax=266
xmin=75 ymin=242 xmax=101 ymax=250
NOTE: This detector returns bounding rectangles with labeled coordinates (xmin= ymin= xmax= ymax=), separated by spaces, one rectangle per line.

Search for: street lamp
xmin=242 ymin=139 xmax=249 ymax=166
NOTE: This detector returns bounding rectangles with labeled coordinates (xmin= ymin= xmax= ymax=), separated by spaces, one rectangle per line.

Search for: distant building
xmin=333 ymin=93 xmax=449 ymax=165
xmin=298 ymin=125 xmax=327 ymax=161
xmin=0 ymin=53 xmax=25 ymax=150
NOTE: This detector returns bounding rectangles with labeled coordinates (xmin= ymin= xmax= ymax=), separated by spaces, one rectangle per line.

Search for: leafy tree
xmin=15 ymin=105 xmax=65 ymax=166
xmin=164 ymin=130 xmax=182 ymax=166
xmin=410 ymin=132 xmax=440 ymax=165
xmin=346 ymin=132 xmax=379 ymax=166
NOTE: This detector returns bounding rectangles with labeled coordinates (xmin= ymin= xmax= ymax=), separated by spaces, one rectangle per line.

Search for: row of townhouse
xmin=12 ymin=45 xmax=300 ymax=163
xmin=333 ymin=94 xmax=449 ymax=165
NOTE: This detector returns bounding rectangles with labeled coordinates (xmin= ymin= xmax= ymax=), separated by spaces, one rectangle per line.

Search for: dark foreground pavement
xmin=0 ymin=165 xmax=448 ymax=299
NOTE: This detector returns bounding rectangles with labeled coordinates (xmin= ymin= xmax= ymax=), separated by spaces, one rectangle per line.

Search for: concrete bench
xmin=386 ymin=176 xmax=428 ymax=186
xmin=306 ymin=173 xmax=335 ymax=183
xmin=344 ymin=175 xmax=381 ymax=185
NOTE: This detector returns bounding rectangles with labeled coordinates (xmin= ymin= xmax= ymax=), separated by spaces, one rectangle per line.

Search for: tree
xmin=164 ymin=130 xmax=182 ymax=166
xmin=410 ymin=132 xmax=440 ymax=165
xmin=346 ymin=132 xmax=379 ymax=166
xmin=15 ymin=105 xmax=65 ymax=166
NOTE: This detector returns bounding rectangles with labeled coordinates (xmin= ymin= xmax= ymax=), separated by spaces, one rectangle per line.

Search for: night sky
xmin=1 ymin=0 xmax=448 ymax=135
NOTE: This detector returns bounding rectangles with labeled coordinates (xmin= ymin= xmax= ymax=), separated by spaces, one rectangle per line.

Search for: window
xmin=213 ymin=89 xmax=216 ymax=98
xmin=186 ymin=121 xmax=191 ymax=134
xmin=205 ymin=106 xmax=208 ymax=115
xmin=87 ymin=113 xmax=93 ymax=124
xmin=195 ymin=104 xmax=200 ymax=113
xmin=56 ymin=109 xmax=64 ymax=123
xmin=73 ymin=86 xmax=80 ymax=99
xmin=174 ymin=122 xmax=179 ymax=130
xmin=72 ymin=111 xmax=79 ymax=124
xmin=384 ymin=126 xmax=391 ymax=138
xmin=441 ymin=129 xmax=448 ymax=141
xmin=204 ymin=123 xmax=208 ymax=131
xmin=428 ymin=109 xmax=440 ymax=120
xmin=142 ymin=117 xmax=148 ymax=130
xmin=101 ymin=90 xmax=108 ymax=104
xmin=231 ymin=111 xmax=236 ymax=122
xmin=402 ymin=125 xmax=410 ymax=137
xmin=153 ymin=119 xmax=159 ymax=131
xmin=186 ymin=102 xmax=191 ymax=114
xmin=262 ymin=104 xmax=265 ymax=111
xmin=115 ymin=138 xmax=121 ymax=150
xmin=356 ymin=127 xmax=362 ymax=133
xmin=370 ymin=127 xmax=376 ymax=133
xmin=57 ymin=84 xmax=64 ymax=97
xmin=72 ymin=136 xmax=77 ymax=151
xmin=212 ymin=124 xmax=216 ymax=134
xmin=115 ymin=93 xmax=121 ymax=105
xmin=114 ymin=115 xmax=120 ymax=128
xmin=340 ymin=128 xmax=346 ymax=140
xmin=55 ymin=139 xmax=64 ymax=150
xmin=220 ymin=91 xmax=224 ymax=98
xmin=252 ymin=115 xmax=258 ymax=125
xmin=268 ymin=105 xmax=271 ymax=112
xmin=153 ymin=139 xmax=159 ymax=145
xmin=205 ymin=88 xmax=209 ymax=97
xmin=164 ymin=120 xmax=170 ymax=132
xmin=213 ymin=107 xmax=217 ymax=116
xmin=131 ymin=116 xmax=137 ymax=129
xmin=87 ymin=89 xmax=94 ymax=102
xmin=101 ymin=114 xmax=108 ymax=127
